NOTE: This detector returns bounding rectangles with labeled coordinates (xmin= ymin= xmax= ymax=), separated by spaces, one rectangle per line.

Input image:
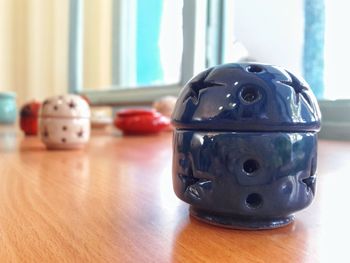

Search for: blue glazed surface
xmin=173 ymin=131 xmax=317 ymax=228
xmin=0 ymin=92 xmax=17 ymax=124
xmin=172 ymin=63 xmax=320 ymax=229
xmin=172 ymin=63 xmax=321 ymax=132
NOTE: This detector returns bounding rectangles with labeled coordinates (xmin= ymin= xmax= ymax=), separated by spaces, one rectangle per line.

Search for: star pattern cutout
xmin=68 ymin=100 xmax=76 ymax=109
xmin=77 ymin=128 xmax=84 ymax=138
xmin=280 ymin=79 xmax=306 ymax=93
xmin=279 ymin=72 xmax=310 ymax=105
xmin=43 ymin=127 xmax=49 ymax=138
xmin=185 ymin=79 xmax=224 ymax=104
xmin=280 ymin=80 xmax=308 ymax=104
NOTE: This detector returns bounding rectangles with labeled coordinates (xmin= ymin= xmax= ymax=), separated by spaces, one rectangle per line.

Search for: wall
xmin=83 ymin=0 xmax=112 ymax=90
xmin=232 ymin=0 xmax=304 ymax=75
xmin=0 ymin=0 xmax=113 ymax=104
xmin=0 ymin=0 xmax=69 ymax=105
xmin=324 ymin=0 xmax=350 ymax=99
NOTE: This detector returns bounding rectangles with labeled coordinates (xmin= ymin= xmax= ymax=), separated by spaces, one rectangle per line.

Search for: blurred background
xmin=0 ymin=0 xmax=68 ymax=105
xmin=0 ymin=0 xmax=183 ymax=105
xmin=0 ymin=0 xmax=348 ymax=105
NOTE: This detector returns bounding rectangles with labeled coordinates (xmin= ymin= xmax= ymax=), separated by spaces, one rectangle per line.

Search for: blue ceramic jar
xmin=172 ymin=63 xmax=321 ymax=229
xmin=0 ymin=92 xmax=17 ymax=124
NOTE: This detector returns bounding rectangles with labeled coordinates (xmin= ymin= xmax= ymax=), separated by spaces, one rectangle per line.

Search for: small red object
xmin=20 ymin=101 xmax=41 ymax=136
xmin=80 ymin=94 xmax=91 ymax=105
xmin=114 ymin=108 xmax=170 ymax=134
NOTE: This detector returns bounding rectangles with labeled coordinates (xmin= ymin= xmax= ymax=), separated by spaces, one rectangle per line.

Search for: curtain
xmin=0 ymin=0 xmax=112 ymax=106
xmin=136 ymin=0 xmax=163 ymax=85
xmin=0 ymin=0 xmax=69 ymax=106
xmin=82 ymin=0 xmax=112 ymax=90
xmin=303 ymin=0 xmax=325 ymax=99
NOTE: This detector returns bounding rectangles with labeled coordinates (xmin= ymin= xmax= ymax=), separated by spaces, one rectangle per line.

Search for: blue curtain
xmin=68 ymin=0 xmax=83 ymax=93
xmin=303 ymin=0 xmax=325 ymax=99
xmin=136 ymin=0 xmax=164 ymax=85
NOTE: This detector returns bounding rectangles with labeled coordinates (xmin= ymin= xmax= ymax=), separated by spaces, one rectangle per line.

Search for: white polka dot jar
xmin=39 ymin=94 xmax=91 ymax=150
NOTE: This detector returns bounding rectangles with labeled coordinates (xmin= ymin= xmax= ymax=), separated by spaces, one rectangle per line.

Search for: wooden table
xmin=0 ymin=126 xmax=349 ymax=262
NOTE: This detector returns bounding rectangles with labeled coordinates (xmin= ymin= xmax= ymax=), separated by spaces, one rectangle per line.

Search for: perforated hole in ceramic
xmin=39 ymin=94 xmax=91 ymax=150
xmin=246 ymin=65 xmax=264 ymax=73
xmin=246 ymin=193 xmax=263 ymax=209
xmin=243 ymin=159 xmax=259 ymax=175
xmin=171 ymin=62 xmax=321 ymax=230
xmin=240 ymin=86 xmax=261 ymax=104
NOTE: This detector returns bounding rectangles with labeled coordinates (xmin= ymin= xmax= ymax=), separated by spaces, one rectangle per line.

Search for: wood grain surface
xmin=0 ymin=127 xmax=350 ymax=262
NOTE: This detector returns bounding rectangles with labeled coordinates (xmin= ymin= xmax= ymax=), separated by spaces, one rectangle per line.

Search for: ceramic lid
xmin=172 ymin=63 xmax=321 ymax=132
xmin=20 ymin=101 xmax=41 ymax=118
xmin=40 ymin=94 xmax=90 ymax=118
xmin=0 ymin=91 xmax=16 ymax=99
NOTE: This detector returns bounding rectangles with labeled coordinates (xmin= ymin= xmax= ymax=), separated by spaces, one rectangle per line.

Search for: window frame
xmin=318 ymin=100 xmax=350 ymax=140
xmin=69 ymin=0 xmax=350 ymax=140
xmin=69 ymin=0 xmax=206 ymax=106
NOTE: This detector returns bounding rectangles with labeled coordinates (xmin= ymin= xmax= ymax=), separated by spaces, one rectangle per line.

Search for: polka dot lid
xmin=40 ymin=94 xmax=90 ymax=119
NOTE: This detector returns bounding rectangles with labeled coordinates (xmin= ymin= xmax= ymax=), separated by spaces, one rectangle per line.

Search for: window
xmin=324 ymin=0 xmax=350 ymax=99
xmin=70 ymin=0 xmax=349 ymax=139
xmin=70 ymin=0 xmax=205 ymax=105
xmin=222 ymin=0 xmax=349 ymax=140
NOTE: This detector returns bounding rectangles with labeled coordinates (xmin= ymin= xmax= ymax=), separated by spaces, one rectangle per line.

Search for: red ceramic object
xmin=20 ymin=101 xmax=41 ymax=136
xmin=114 ymin=108 xmax=170 ymax=135
xmin=80 ymin=95 xmax=91 ymax=105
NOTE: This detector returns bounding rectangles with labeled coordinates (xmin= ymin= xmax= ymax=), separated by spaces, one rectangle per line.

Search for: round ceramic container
xmin=152 ymin=96 xmax=177 ymax=117
xmin=20 ymin=101 xmax=41 ymax=136
xmin=0 ymin=91 xmax=17 ymax=124
xmin=172 ymin=63 xmax=321 ymax=229
xmin=39 ymin=94 xmax=91 ymax=150
xmin=114 ymin=108 xmax=170 ymax=135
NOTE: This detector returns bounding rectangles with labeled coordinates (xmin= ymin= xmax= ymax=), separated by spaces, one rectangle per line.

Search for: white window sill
xmin=81 ymin=84 xmax=182 ymax=106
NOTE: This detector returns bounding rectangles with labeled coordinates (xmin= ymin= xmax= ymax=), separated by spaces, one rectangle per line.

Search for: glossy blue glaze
xmin=0 ymin=92 xmax=17 ymax=124
xmin=172 ymin=63 xmax=320 ymax=229
xmin=172 ymin=63 xmax=321 ymax=132
xmin=173 ymin=131 xmax=317 ymax=229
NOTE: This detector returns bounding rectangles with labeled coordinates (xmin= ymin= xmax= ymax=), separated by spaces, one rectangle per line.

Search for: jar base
xmin=190 ymin=206 xmax=294 ymax=230
xmin=45 ymin=143 xmax=85 ymax=150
